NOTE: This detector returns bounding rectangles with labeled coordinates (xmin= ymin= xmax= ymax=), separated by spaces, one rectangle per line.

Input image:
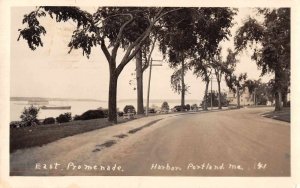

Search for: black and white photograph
xmin=1 ymin=0 xmax=299 ymax=187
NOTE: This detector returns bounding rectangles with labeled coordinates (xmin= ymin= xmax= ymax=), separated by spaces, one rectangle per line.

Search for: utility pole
xmin=211 ymin=75 xmax=213 ymax=110
xmin=146 ymin=59 xmax=162 ymax=116
xmin=254 ymin=88 xmax=257 ymax=106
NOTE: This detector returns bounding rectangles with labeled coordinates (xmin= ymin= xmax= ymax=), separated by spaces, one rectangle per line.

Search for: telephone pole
xmin=146 ymin=59 xmax=162 ymax=116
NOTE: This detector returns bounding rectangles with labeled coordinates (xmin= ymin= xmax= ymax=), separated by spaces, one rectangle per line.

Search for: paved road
xmin=98 ymin=107 xmax=290 ymax=176
xmin=10 ymin=107 xmax=290 ymax=176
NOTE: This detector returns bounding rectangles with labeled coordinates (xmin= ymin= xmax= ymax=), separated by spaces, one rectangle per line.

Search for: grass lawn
xmin=262 ymin=107 xmax=290 ymax=122
xmin=10 ymin=110 xmax=203 ymax=153
xmin=10 ymin=117 xmax=130 ymax=153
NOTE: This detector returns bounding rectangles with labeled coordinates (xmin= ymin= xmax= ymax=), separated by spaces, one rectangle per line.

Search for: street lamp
xmin=146 ymin=58 xmax=163 ymax=116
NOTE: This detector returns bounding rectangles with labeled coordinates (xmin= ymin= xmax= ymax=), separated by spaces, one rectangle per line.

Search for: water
xmin=10 ymin=100 xmax=200 ymax=121
xmin=10 ymin=100 xmax=107 ymax=121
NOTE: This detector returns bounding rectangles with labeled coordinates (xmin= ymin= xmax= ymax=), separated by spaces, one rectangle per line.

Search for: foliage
xmin=118 ymin=111 xmax=124 ymax=117
xmin=244 ymin=79 xmax=275 ymax=104
xmin=17 ymin=7 xmax=237 ymax=122
xmin=159 ymin=8 xmax=237 ymax=65
xmin=234 ymin=8 xmax=290 ymax=110
xmin=235 ymin=8 xmax=290 ymax=76
xmin=161 ymin=101 xmax=170 ymax=111
xmin=191 ymin=104 xmax=198 ymax=110
xmin=225 ymin=73 xmax=247 ymax=93
xmin=123 ymin=105 xmax=136 ymax=114
xmin=43 ymin=117 xmax=55 ymax=125
xmin=56 ymin=112 xmax=72 ymax=123
xmin=20 ymin=105 xmax=40 ymax=127
xmin=185 ymin=104 xmax=191 ymax=111
xmin=202 ymin=91 xmax=228 ymax=108
xmin=170 ymin=67 xmax=189 ymax=94
xmin=73 ymin=115 xmax=81 ymax=121
xmin=10 ymin=121 xmax=24 ymax=129
xmin=17 ymin=6 xmax=197 ymax=123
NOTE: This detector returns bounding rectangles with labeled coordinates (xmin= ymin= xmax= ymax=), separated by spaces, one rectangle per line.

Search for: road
xmin=10 ymin=107 xmax=290 ymax=176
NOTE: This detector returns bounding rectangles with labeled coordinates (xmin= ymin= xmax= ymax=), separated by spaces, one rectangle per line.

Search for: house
xmin=227 ymin=87 xmax=254 ymax=106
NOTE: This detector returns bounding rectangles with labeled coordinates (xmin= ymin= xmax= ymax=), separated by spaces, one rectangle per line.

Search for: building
xmin=227 ymin=87 xmax=254 ymax=106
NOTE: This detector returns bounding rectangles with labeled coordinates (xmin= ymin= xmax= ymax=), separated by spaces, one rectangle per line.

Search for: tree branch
xmin=154 ymin=8 xmax=184 ymax=22
xmin=111 ymin=13 xmax=134 ymax=61
xmin=100 ymin=38 xmax=112 ymax=64
xmin=115 ymin=7 xmax=183 ymax=76
xmin=115 ymin=21 xmax=155 ymax=76
xmin=142 ymin=35 xmax=157 ymax=72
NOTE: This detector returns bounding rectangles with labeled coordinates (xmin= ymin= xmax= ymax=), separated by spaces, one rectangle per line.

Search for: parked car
xmin=173 ymin=105 xmax=188 ymax=112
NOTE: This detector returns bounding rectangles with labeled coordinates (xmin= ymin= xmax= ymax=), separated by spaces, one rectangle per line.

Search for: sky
xmin=10 ymin=7 xmax=273 ymax=101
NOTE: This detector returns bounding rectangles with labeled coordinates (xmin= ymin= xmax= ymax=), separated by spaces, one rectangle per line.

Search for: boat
xmin=28 ymin=100 xmax=49 ymax=105
xmin=40 ymin=105 xmax=71 ymax=110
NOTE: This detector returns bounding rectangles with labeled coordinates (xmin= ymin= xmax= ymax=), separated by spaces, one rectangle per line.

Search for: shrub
xmin=56 ymin=112 xmax=72 ymax=123
xmin=123 ymin=105 xmax=136 ymax=114
xmin=78 ymin=110 xmax=105 ymax=120
xmin=43 ymin=117 xmax=55 ymax=125
xmin=20 ymin=105 xmax=40 ymax=127
xmin=161 ymin=101 xmax=169 ymax=112
xmin=118 ymin=111 xmax=124 ymax=117
xmin=191 ymin=104 xmax=198 ymax=111
xmin=148 ymin=108 xmax=156 ymax=113
xmin=73 ymin=115 xmax=81 ymax=121
xmin=185 ymin=104 xmax=191 ymax=111
xmin=10 ymin=121 xmax=24 ymax=128
xmin=102 ymin=109 xmax=109 ymax=118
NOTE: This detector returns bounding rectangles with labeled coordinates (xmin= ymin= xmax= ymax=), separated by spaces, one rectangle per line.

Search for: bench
xmin=123 ymin=112 xmax=135 ymax=119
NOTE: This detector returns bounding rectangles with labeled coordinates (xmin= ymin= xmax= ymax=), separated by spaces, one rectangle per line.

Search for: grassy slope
xmin=10 ymin=117 xmax=129 ymax=153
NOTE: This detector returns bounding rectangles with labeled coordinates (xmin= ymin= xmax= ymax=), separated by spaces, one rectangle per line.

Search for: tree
xmin=158 ymin=8 xmax=199 ymax=111
xmin=188 ymin=8 xmax=237 ymax=110
xmin=161 ymin=101 xmax=170 ymax=112
xmin=191 ymin=104 xmax=198 ymax=111
xmin=235 ymin=8 xmax=290 ymax=111
xmin=190 ymin=59 xmax=212 ymax=110
xmin=158 ymin=8 xmax=236 ymax=111
xmin=123 ymin=105 xmax=136 ymax=114
xmin=170 ymin=65 xmax=190 ymax=109
xmin=225 ymin=73 xmax=247 ymax=108
xmin=185 ymin=104 xmax=191 ymax=111
xmin=211 ymin=48 xmax=237 ymax=109
xmin=134 ymin=35 xmax=157 ymax=115
xmin=20 ymin=105 xmax=40 ymax=127
xmin=202 ymin=91 xmax=228 ymax=108
xmin=18 ymin=7 xmax=184 ymax=123
xmin=244 ymin=79 xmax=276 ymax=105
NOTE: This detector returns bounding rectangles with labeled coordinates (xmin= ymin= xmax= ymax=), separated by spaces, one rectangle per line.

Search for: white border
xmin=1 ymin=0 xmax=299 ymax=187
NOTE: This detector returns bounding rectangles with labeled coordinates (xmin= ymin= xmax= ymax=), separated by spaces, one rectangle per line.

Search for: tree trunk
xmin=282 ymin=92 xmax=288 ymax=107
xmin=203 ymin=79 xmax=210 ymax=110
xmin=217 ymin=78 xmax=222 ymax=109
xmin=282 ymin=85 xmax=289 ymax=107
xmin=274 ymin=71 xmax=283 ymax=111
xmin=237 ymin=86 xmax=240 ymax=108
xmin=108 ymin=72 xmax=118 ymax=123
xmin=135 ymin=50 xmax=144 ymax=115
xmin=275 ymin=91 xmax=282 ymax=111
xmin=181 ymin=58 xmax=185 ymax=111
xmin=214 ymin=70 xmax=222 ymax=109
